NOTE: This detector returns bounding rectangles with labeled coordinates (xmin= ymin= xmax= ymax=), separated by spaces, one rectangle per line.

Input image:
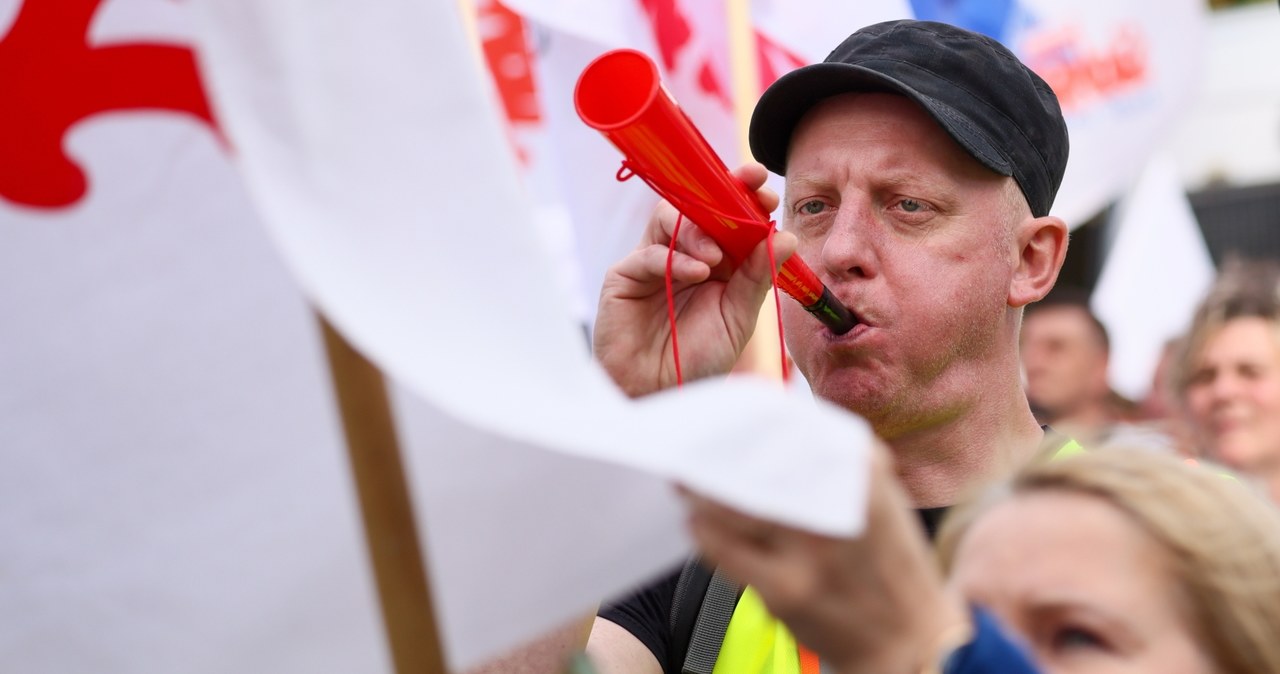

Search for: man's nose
xmin=820 ymin=201 xmax=877 ymax=280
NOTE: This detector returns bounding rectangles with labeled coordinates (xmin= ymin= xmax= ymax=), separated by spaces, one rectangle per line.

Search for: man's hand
xmin=593 ymin=163 xmax=795 ymax=397
xmin=681 ymin=443 xmax=971 ymax=674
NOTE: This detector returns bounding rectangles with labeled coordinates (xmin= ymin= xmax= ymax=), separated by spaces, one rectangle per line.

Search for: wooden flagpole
xmin=319 ymin=315 xmax=446 ymax=674
xmin=312 ymin=4 xmax=540 ymax=672
xmin=725 ymin=0 xmax=761 ymax=164
xmin=724 ymin=0 xmax=786 ymax=382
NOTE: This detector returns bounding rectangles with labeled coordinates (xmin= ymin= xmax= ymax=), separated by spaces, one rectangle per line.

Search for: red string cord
xmin=666 ymin=213 xmax=684 ymax=387
xmin=617 ymin=160 xmax=789 ymax=387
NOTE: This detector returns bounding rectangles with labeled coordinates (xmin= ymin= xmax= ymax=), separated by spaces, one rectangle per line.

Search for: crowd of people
xmin=471 ymin=18 xmax=1280 ymax=674
xmin=1025 ymin=259 xmax=1280 ymax=505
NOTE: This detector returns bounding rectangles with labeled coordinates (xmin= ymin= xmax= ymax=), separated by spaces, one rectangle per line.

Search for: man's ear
xmin=1008 ymin=215 xmax=1068 ymax=308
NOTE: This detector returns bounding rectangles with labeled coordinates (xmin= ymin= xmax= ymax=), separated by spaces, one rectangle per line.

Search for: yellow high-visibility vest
xmin=711 ymin=588 xmax=804 ymax=674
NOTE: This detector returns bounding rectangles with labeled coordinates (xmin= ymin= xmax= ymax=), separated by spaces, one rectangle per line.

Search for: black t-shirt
xmin=598 ymin=564 xmax=682 ymax=668
xmin=598 ymin=507 xmax=951 ymax=670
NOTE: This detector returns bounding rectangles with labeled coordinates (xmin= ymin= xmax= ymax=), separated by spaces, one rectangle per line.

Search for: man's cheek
xmin=780 ymin=302 xmax=810 ymax=338
xmin=795 ymin=240 xmax=825 ymax=268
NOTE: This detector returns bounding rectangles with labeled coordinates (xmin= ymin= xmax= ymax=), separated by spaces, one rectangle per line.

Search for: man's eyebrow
xmin=787 ymin=170 xmax=963 ymax=204
xmin=783 ymin=175 xmax=831 ymax=199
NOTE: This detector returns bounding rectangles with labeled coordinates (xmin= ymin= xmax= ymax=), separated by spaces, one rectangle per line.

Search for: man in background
xmin=1021 ymin=289 xmax=1173 ymax=452
xmin=1020 ymin=289 xmax=1127 ymax=441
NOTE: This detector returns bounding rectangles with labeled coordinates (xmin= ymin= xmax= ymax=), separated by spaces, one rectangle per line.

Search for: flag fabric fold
xmin=192 ymin=0 xmax=873 ymax=668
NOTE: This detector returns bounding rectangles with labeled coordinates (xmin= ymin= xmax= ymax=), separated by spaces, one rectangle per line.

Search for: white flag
xmin=505 ymin=0 xmax=754 ymax=327
xmin=0 ymin=1 xmax=385 ymax=671
xmin=1010 ymin=0 xmax=1208 ymax=227
xmin=1092 ymin=155 xmax=1215 ymax=401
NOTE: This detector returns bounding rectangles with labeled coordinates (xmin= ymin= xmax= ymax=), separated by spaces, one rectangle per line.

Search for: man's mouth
xmin=807 ymin=289 xmax=860 ymax=335
xmin=823 ymin=307 xmax=873 ymax=342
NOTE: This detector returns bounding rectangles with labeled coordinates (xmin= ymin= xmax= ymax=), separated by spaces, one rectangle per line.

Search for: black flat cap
xmin=749 ymin=19 xmax=1069 ymax=217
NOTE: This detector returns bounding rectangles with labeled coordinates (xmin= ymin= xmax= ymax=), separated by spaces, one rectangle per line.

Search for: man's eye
xmin=799 ymin=200 xmax=826 ymax=215
xmin=900 ymin=198 xmax=924 ymax=213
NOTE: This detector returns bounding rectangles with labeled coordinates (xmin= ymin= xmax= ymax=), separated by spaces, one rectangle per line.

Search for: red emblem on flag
xmin=0 ymin=0 xmax=219 ymax=209
xmin=640 ymin=0 xmax=731 ymax=111
xmin=756 ymin=30 xmax=806 ymax=91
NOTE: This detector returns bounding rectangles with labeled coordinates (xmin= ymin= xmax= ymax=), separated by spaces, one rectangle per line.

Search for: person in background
xmin=937 ymin=448 xmax=1280 ymax=674
xmin=1021 ymin=289 xmax=1173 ymax=452
xmin=1176 ymin=258 xmax=1280 ymax=501
xmin=1140 ymin=337 xmax=1184 ymax=421
xmin=1021 ymin=290 xmax=1128 ymax=437
xmin=1139 ymin=336 xmax=1197 ymax=457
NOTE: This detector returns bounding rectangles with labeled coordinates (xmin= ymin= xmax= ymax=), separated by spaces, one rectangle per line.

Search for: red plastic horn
xmin=574 ymin=49 xmax=854 ymax=334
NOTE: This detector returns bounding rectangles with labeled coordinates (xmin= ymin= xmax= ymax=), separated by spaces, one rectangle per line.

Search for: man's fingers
xmin=683 ymin=489 xmax=772 ymax=534
xmin=720 ymin=230 xmax=798 ymax=319
xmin=730 ymin=162 xmax=781 ymax=216
xmin=607 ymin=245 xmax=714 ymax=298
xmin=683 ymin=491 xmax=787 ymax=583
xmin=682 ymin=488 xmax=825 ymax=607
xmin=641 ymin=201 xmax=727 ymax=267
xmin=756 ymin=185 xmax=780 ymax=214
xmin=742 ymin=230 xmax=798 ymax=284
xmin=731 ymin=162 xmax=769 ymax=191
xmin=678 ymin=225 xmax=725 ymax=267
xmin=688 ymin=510 xmax=782 ymax=588
xmin=642 ymin=162 xmax=780 ymax=266
xmin=640 ymin=201 xmax=681 ymax=247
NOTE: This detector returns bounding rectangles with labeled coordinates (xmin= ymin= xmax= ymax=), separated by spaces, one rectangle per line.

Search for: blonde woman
xmin=938 ymin=449 xmax=1280 ymax=673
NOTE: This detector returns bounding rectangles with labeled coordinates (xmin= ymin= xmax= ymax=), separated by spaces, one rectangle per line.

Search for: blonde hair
xmin=936 ymin=450 xmax=1280 ymax=674
xmin=1172 ymin=257 xmax=1280 ymax=399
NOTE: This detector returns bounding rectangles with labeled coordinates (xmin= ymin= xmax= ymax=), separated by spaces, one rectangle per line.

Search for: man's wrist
xmin=919 ymin=612 xmax=975 ymax=674
xmin=912 ymin=593 xmax=974 ymax=674
xmin=832 ymin=592 xmax=972 ymax=674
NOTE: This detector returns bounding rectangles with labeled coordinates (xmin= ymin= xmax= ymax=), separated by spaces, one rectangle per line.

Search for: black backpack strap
xmin=667 ymin=557 xmax=743 ymax=674
xmin=667 ymin=557 xmax=711 ymax=673
xmin=682 ymin=567 xmax=743 ymax=673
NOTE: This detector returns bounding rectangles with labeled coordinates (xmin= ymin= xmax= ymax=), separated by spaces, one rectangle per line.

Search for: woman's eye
xmin=1052 ymin=626 xmax=1107 ymax=651
xmin=1240 ymin=364 xmax=1268 ymax=381
xmin=799 ymin=200 xmax=826 ymax=215
xmin=1188 ymin=367 xmax=1214 ymax=388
